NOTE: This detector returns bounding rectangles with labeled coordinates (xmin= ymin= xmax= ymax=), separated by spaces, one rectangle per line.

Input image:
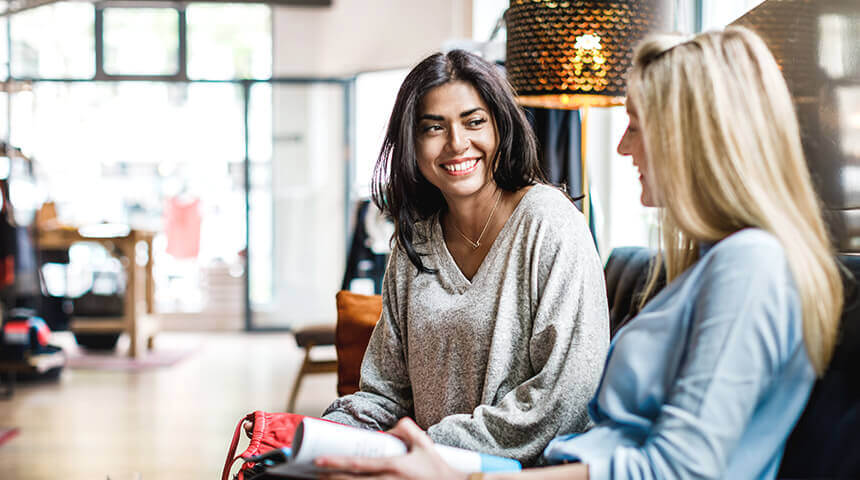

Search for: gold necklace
xmin=450 ymin=189 xmax=503 ymax=249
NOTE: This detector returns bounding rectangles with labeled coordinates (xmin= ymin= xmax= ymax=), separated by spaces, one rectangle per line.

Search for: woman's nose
xmin=617 ymin=130 xmax=630 ymax=156
xmin=447 ymin=127 xmax=470 ymax=154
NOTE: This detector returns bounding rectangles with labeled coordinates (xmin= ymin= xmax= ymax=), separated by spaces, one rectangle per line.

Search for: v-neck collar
xmin=431 ymin=185 xmax=539 ymax=292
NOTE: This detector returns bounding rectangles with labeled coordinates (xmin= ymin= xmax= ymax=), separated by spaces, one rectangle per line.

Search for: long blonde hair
xmin=630 ymin=27 xmax=843 ymax=375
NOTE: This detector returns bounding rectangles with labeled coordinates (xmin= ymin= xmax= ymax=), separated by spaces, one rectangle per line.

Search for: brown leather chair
xmin=334 ymin=290 xmax=382 ymax=396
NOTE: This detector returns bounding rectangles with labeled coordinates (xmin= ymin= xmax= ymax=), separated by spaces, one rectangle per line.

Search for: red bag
xmin=222 ymin=411 xmax=306 ymax=480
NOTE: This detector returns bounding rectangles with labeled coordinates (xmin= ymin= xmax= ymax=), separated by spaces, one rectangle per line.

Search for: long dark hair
xmin=372 ymin=49 xmax=544 ymax=273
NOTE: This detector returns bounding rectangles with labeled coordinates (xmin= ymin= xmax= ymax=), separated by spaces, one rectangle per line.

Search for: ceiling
xmin=0 ymin=0 xmax=331 ymax=16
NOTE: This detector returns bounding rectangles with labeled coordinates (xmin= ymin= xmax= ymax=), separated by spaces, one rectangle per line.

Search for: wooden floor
xmin=0 ymin=331 xmax=339 ymax=479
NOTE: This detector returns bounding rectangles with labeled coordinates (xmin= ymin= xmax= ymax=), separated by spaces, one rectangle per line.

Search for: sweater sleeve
xmin=322 ymin=251 xmax=414 ymax=431
xmin=426 ymin=211 xmax=610 ymax=466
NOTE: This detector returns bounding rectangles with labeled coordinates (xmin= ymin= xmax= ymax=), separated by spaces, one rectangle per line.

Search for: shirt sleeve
xmin=322 ymin=251 xmax=414 ymax=431
xmin=581 ymin=243 xmax=800 ymax=479
xmin=426 ymin=211 xmax=610 ymax=466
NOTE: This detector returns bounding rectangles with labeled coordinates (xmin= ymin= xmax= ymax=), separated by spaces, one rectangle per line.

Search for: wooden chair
xmin=286 ymin=324 xmax=337 ymax=412
xmin=286 ymin=291 xmax=382 ymax=412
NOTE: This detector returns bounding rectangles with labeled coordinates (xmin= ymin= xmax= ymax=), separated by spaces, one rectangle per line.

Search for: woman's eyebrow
xmin=419 ymin=114 xmax=444 ymax=121
xmin=419 ymin=108 xmax=484 ymax=121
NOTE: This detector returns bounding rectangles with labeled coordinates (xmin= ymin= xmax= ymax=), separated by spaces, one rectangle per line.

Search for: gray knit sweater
xmin=322 ymin=184 xmax=609 ymax=466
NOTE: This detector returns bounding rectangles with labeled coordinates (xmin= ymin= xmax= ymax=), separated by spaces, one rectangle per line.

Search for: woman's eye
xmin=422 ymin=125 xmax=443 ymax=134
xmin=467 ymin=118 xmax=487 ymax=128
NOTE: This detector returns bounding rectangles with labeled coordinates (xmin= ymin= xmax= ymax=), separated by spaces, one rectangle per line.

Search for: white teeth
xmin=443 ymin=159 xmax=477 ymax=172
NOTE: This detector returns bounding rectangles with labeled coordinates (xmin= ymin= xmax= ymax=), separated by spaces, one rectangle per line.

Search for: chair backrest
xmin=603 ymin=246 xmax=662 ymax=336
xmin=603 ymin=247 xmax=860 ymax=478
xmin=778 ymin=254 xmax=860 ymax=478
xmin=334 ymin=290 xmax=382 ymax=396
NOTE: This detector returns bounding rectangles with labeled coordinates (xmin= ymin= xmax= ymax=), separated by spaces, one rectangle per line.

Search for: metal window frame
xmin=694 ymin=0 xmax=703 ymax=32
xmin=95 ymin=3 xmax=187 ymax=81
xmin=2 ymin=4 xmax=357 ymax=332
xmin=0 ymin=0 xmax=333 ymax=18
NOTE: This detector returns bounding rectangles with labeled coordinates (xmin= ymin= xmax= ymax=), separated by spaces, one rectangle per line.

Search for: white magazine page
xmin=433 ymin=444 xmax=482 ymax=473
xmin=290 ymin=418 xmax=407 ymax=465
xmin=265 ymin=418 xmax=517 ymax=478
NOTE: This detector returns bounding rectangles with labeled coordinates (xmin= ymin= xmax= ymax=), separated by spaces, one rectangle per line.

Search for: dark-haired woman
xmin=321 ymin=50 xmax=609 ymax=466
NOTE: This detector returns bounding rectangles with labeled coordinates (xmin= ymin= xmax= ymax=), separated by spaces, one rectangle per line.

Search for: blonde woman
xmin=315 ymin=27 xmax=844 ymax=480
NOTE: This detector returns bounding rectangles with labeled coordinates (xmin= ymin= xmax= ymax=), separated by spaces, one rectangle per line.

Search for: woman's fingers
xmin=323 ymin=474 xmax=399 ymax=480
xmin=315 ymin=454 xmax=394 ymax=474
xmin=242 ymin=419 xmax=253 ymax=438
xmin=388 ymin=417 xmax=434 ymax=450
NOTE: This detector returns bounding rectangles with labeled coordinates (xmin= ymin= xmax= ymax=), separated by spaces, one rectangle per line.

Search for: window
xmin=102 ymin=8 xmax=180 ymax=76
xmin=4 ymin=3 xmax=352 ymax=329
xmin=187 ymin=4 xmax=272 ymax=80
xmin=10 ymin=2 xmax=94 ymax=78
xmin=248 ymin=82 xmax=347 ymax=328
xmin=0 ymin=93 xmax=8 ymax=141
xmin=354 ymin=69 xmax=408 ymax=198
xmin=0 ymin=17 xmax=8 ymax=79
xmin=11 ymin=81 xmax=246 ymax=313
xmin=701 ymin=0 xmax=766 ymax=30
xmin=472 ymin=0 xmax=507 ymax=41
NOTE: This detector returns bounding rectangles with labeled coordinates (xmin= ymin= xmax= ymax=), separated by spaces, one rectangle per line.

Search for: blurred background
xmin=0 ymin=0 xmax=848 ymax=478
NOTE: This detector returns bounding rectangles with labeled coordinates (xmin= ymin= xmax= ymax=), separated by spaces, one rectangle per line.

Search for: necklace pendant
xmin=451 ymin=189 xmax=503 ymax=253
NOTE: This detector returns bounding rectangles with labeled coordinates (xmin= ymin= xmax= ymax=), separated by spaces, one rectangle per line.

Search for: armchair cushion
xmin=778 ymin=254 xmax=860 ymax=478
xmin=603 ymin=246 xmax=663 ymax=336
xmin=334 ymin=290 xmax=382 ymax=397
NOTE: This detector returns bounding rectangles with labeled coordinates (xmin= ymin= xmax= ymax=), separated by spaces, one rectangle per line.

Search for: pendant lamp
xmin=506 ymin=0 xmax=666 ymax=222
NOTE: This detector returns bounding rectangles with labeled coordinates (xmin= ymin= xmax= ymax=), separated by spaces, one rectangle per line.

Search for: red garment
xmin=164 ymin=196 xmax=201 ymax=259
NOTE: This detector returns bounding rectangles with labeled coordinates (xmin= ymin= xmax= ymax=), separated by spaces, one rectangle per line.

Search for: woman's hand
xmin=316 ymin=417 xmax=469 ymax=480
xmin=243 ymin=419 xmax=253 ymax=439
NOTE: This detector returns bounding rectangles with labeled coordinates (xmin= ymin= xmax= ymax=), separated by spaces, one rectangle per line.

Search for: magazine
xmin=265 ymin=417 xmax=521 ymax=478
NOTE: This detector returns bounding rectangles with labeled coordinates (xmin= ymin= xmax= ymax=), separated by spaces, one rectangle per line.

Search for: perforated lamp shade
xmin=506 ymin=0 xmax=665 ymax=109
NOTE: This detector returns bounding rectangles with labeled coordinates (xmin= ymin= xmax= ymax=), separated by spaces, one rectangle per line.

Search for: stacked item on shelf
xmin=199 ymin=260 xmax=243 ymax=330
xmin=0 ymin=309 xmax=66 ymax=397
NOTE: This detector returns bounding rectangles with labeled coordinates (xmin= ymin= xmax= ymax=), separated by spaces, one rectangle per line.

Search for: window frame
xmin=96 ymin=2 xmax=186 ymax=80
xmin=0 ymin=2 xmax=357 ymax=332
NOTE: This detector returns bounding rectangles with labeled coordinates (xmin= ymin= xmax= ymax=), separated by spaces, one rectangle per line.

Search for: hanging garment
xmin=164 ymin=196 xmax=202 ymax=259
xmin=342 ymin=200 xmax=390 ymax=295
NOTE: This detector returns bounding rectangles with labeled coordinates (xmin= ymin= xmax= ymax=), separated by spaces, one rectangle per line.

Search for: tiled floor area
xmin=0 ymin=331 xmax=338 ymax=479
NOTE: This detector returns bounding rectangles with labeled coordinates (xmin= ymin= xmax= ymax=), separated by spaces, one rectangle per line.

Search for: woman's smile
xmin=441 ymin=157 xmax=480 ymax=175
xmin=416 ymin=80 xmax=499 ymax=201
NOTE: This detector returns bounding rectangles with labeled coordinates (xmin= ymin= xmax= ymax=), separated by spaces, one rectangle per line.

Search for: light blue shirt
xmin=544 ymin=229 xmax=815 ymax=479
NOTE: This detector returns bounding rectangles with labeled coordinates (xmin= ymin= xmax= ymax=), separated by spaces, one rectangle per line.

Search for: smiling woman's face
xmin=617 ymin=97 xmax=658 ymax=207
xmin=415 ymin=80 xmax=499 ymax=202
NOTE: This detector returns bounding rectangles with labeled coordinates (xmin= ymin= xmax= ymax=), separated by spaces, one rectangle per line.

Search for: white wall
xmin=273 ymin=0 xmax=473 ymax=77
